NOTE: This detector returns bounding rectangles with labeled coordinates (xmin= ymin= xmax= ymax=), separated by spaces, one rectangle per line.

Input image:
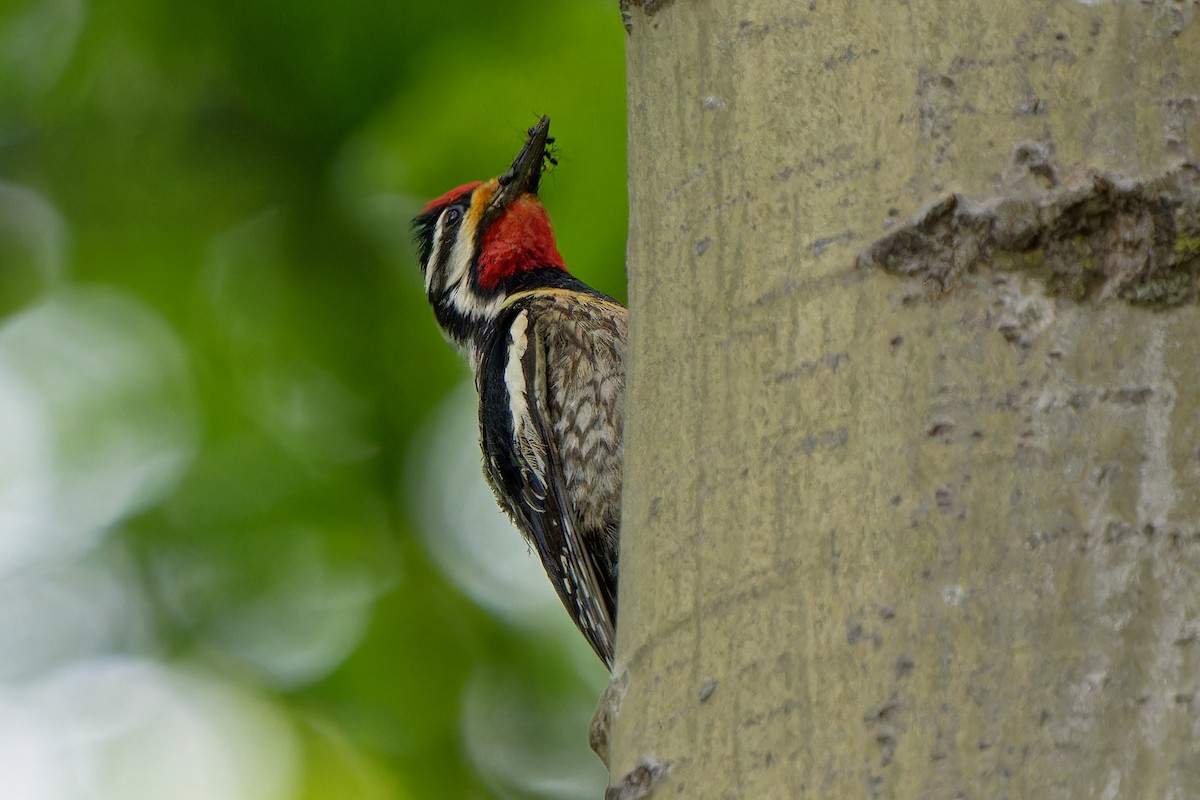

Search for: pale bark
xmin=610 ymin=2 xmax=1200 ymax=798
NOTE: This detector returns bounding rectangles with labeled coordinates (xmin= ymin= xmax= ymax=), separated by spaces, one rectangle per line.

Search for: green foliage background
xmin=0 ymin=0 xmax=626 ymax=797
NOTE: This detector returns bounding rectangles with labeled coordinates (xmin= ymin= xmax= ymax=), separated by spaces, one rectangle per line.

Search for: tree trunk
xmin=609 ymin=1 xmax=1200 ymax=798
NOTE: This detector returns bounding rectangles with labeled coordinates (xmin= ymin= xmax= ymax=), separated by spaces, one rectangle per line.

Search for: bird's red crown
xmin=421 ymin=181 xmax=482 ymax=214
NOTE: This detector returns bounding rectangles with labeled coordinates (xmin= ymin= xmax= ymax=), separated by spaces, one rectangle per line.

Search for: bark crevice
xmin=858 ymin=146 xmax=1200 ymax=308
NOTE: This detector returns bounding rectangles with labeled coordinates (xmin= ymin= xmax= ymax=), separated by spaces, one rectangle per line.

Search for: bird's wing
xmin=482 ymin=305 xmax=616 ymax=667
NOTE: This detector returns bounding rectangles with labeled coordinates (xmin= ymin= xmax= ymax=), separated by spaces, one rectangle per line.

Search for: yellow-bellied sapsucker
xmin=412 ymin=117 xmax=624 ymax=667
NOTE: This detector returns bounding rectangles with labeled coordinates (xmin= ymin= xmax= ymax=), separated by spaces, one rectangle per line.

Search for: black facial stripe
xmin=412 ymin=213 xmax=455 ymax=304
xmin=433 ymin=294 xmax=488 ymax=346
xmin=411 ymin=211 xmax=438 ymax=269
xmin=411 ymin=190 xmax=472 ymax=272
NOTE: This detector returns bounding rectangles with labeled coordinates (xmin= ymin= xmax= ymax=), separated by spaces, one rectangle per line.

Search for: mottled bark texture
xmin=612 ymin=2 xmax=1200 ymax=798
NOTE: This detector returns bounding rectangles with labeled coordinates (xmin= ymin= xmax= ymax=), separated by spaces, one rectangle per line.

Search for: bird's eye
xmin=444 ymin=206 xmax=463 ymax=226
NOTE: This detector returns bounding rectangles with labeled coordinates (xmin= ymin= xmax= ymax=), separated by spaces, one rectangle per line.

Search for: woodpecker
xmin=412 ymin=117 xmax=625 ymax=667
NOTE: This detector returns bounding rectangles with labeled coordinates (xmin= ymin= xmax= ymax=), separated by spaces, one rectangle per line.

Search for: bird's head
xmin=413 ymin=116 xmax=565 ymax=350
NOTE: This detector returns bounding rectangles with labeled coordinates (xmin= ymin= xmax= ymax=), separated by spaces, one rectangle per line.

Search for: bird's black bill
xmin=493 ymin=115 xmax=552 ymax=208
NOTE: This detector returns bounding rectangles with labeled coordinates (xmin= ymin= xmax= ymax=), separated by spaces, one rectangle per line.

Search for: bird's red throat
xmin=478 ymin=197 xmax=565 ymax=290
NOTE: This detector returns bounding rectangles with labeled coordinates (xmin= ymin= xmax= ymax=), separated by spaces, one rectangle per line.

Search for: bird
xmin=412 ymin=116 xmax=625 ymax=667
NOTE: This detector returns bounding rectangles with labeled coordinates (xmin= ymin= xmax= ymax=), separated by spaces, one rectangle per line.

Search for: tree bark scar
xmin=605 ymin=756 xmax=672 ymax=800
xmin=857 ymin=145 xmax=1200 ymax=308
xmin=591 ymin=661 xmax=630 ymax=767
xmin=619 ymin=0 xmax=677 ymax=34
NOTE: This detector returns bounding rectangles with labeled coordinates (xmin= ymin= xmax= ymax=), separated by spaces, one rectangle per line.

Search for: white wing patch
xmin=504 ymin=311 xmax=530 ymax=441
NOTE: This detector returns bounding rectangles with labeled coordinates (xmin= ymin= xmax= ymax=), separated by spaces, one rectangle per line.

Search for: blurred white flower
xmin=0 ymin=553 xmax=152 ymax=683
xmin=0 ymin=657 xmax=299 ymax=800
xmin=151 ymin=527 xmax=393 ymax=690
xmin=0 ymin=182 xmax=69 ymax=287
xmin=461 ymin=661 xmax=606 ymax=800
xmin=0 ymin=289 xmax=197 ymax=577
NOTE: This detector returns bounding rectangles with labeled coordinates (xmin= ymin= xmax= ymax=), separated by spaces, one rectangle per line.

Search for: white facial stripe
xmin=445 ymin=206 xmax=476 ymax=295
xmin=425 ymin=212 xmax=446 ymax=295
